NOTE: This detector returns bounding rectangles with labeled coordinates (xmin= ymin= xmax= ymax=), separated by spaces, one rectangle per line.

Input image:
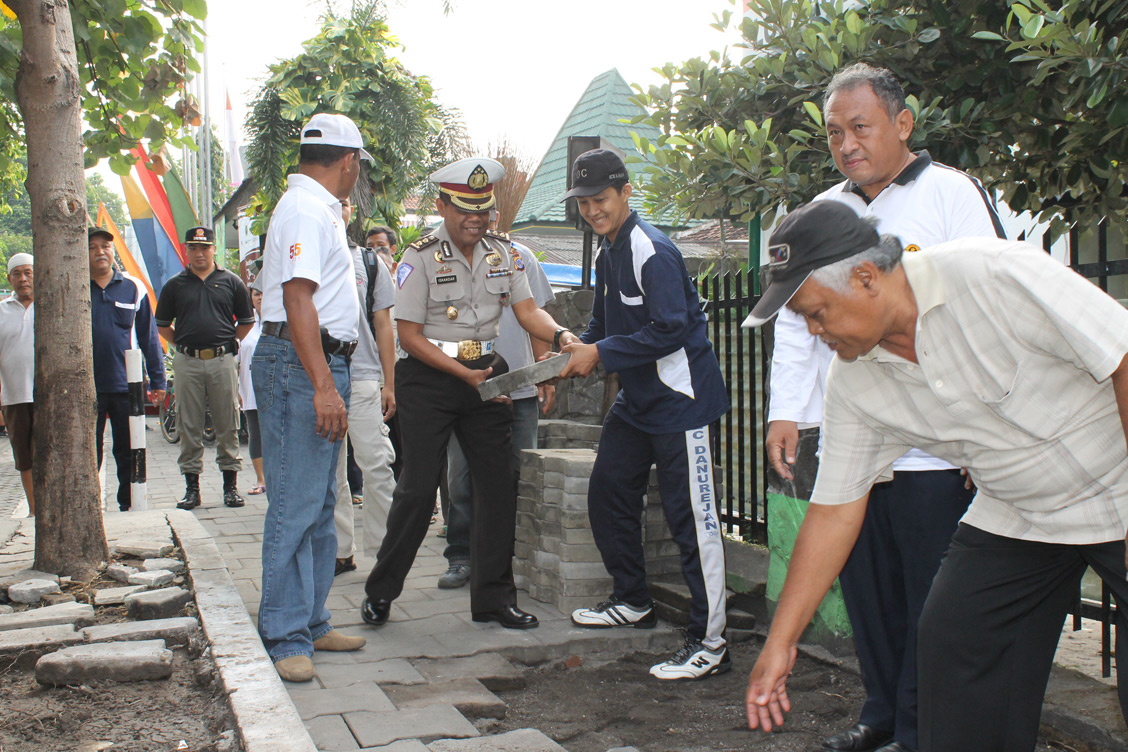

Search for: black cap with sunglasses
xmin=741 ymin=202 xmax=880 ymax=328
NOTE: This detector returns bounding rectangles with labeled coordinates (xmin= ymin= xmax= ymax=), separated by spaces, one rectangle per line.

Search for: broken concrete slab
xmin=290 ymin=682 xmax=396 ymax=720
xmin=128 ymin=569 xmax=176 ymax=588
xmin=115 ymin=541 xmax=175 ymax=559
xmin=82 ymin=616 xmax=199 ymax=646
xmin=142 ymin=557 xmax=185 ymax=573
xmin=344 ymin=704 xmax=479 ymax=748
xmin=383 ymin=678 xmax=506 ymax=719
xmin=426 ymin=729 xmax=567 ymax=752
xmin=8 ymin=579 xmax=61 ymax=604
xmin=40 ymin=593 xmax=76 ymax=606
xmin=0 ymin=624 xmax=83 ymax=654
xmin=125 ymin=587 xmax=192 ymax=620
xmin=106 ymin=563 xmax=139 ymax=583
xmin=0 ymin=601 xmax=95 ymax=632
xmin=0 ymin=568 xmax=58 ymax=592
xmin=93 ymin=585 xmax=147 ymax=606
xmin=413 ymin=653 xmax=526 ymax=691
xmin=35 ymin=639 xmax=173 ymax=685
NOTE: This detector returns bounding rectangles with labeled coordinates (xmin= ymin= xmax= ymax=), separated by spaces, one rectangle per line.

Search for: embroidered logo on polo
xmin=905 ymin=244 xmax=921 ymax=253
xmin=289 ymin=243 xmax=302 ymax=260
xmin=396 ymin=263 xmax=414 ymax=289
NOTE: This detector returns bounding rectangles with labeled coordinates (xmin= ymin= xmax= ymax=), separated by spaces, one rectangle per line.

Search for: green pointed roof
xmin=513 ymin=69 xmax=669 ymax=229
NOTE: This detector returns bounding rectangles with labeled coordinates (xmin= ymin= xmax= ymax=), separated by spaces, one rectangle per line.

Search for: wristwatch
xmin=553 ymin=328 xmax=568 ymax=351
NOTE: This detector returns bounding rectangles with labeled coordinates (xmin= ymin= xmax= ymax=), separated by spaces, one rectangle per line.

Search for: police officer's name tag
xmin=436 ymin=274 xmax=457 ymax=284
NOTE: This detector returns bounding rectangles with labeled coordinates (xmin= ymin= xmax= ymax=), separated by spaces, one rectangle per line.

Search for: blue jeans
xmin=253 ymin=334 xmax=351 ymax=662
xmin=444 ymin=396 xmax=539 ymax=564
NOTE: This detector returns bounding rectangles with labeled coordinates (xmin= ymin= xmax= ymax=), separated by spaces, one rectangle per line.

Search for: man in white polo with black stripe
xmin=764 ymin=63 xmax=1004 ymax=752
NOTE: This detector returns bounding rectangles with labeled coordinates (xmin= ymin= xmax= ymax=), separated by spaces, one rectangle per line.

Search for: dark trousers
xmin=918 ymin=523 xmax=1128 ymax=752
xmin=96 ymin=392 xmax=133 ymax=511
xmin=587 ymin=412 xmax=728 ymax=647
xmin=365 ymin=354 xmax=517 ymax=613
xmin=838 ymin=469 xmax=973 ymax=748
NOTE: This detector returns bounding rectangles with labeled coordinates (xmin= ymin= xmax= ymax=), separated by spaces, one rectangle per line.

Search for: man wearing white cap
xmin=254 ymin=112 xmax=370 ymax=682
xmin=0 ymin=253 xmax=36 ymax=514
xmin=360 ymin=157 xmax=578 ymax=630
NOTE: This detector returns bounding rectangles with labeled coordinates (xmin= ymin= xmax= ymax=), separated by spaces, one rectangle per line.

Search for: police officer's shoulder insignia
xmin=905 ymin=244 xmax=921 ymax=253
xmin=409 ymin=234 xmax=440 ymax=252
xmin=485 ymin=229 xmax=510 ymax=242
xmin=396 ymin=263 xmax=414 ymax=289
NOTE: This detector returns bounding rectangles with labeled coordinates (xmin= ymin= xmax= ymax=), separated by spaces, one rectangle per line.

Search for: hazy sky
xmin=204 ymin=0 xmax=738 ymax=163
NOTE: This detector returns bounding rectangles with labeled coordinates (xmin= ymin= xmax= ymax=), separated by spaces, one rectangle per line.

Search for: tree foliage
xmin=631 ymin=0 xmax=1128 ymax=232
xmin=244 ymin=3 xmax=466 ymax=233
xmin=0 ymin=0 xmax=206 ymax=202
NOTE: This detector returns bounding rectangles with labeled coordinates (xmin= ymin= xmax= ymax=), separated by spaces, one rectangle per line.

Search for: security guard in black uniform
xmin=361 ymin=157 xmax=578 ymax=629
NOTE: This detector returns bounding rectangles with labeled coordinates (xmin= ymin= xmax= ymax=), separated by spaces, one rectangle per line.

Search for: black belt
xmin=178 ymin=343 xmax=235 ymax=359
xmin=262 ymin=321 xmax=357 ymax=358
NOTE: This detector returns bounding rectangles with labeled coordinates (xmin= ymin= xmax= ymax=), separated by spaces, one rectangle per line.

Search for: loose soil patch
xmin=0 ymin=557 xmax=241 ymax=752
xmin=495 ymin=637 xmax=1063 ymax=751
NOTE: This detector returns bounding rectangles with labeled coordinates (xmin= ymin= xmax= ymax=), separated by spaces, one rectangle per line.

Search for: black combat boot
xmin=176 ymin=473 xmax=201 ymax=510
xmin=223 ymin=470 xmax=245 ymax=508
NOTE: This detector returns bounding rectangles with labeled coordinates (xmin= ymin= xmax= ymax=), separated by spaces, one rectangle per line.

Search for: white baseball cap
xmin=300 ymin=113 xmax=373 ymax=161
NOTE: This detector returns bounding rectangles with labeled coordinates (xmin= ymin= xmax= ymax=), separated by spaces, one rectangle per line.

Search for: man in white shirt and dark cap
xmin=743 ymin=201 xmax=1128 ymax=752
xmin=254 ymin=112 xmax=371 ymax=682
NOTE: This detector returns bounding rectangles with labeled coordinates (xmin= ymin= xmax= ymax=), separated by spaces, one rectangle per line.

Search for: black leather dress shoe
xmin=874 ymin=742 xmax=915 ymax=752
xmin=361 ymin=597 xmax=390 ymax=626
xmin=822 ymin=723 xmax=892 ymax=752
xmin=471 ymin=605 xmax=539 ymax=630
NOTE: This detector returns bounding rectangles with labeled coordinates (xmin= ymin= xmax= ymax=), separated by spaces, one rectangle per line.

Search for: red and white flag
xmin=225 ymin=88 xmax=245 ymax=186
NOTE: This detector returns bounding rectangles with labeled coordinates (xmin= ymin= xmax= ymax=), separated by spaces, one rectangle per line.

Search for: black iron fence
xmin=695 ymin=270 xmax=768 ymax=543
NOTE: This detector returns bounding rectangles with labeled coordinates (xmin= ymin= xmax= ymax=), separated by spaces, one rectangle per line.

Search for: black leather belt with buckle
xmin=262 ymin=321 xmax=358 ymax=358
xmin=178 ymin=343 xmax=235 ymax=360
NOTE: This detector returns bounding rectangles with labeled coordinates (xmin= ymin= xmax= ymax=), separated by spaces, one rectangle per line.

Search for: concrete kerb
xmin=165 ymin=510 xmax=318 ymax=752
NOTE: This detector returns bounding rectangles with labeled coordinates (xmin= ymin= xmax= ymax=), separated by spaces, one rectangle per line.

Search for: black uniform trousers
xmin=918 ymin=523 xmax=1128 ymax=752
xmin=96 ymin=392 xmax=133 ymax=511
xmin=837 ymin=469 xmax=973 ymax=749
xmin=365 ymin=353 xmax=516 ymax=613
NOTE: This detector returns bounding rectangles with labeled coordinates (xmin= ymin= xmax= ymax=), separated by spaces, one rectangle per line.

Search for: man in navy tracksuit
xmin=559 ymin=149 xmax=732 ymax=680
xmin=89 ymin=227 xmax=166 ymax=511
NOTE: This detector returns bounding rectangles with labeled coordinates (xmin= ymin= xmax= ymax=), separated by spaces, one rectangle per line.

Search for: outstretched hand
xmin=746 ymin=641 xmax=798 ymax=732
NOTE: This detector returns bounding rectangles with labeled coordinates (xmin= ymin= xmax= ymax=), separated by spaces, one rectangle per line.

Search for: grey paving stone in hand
xmin=8 ymin=579 xmax=62 ymax=603
xmin=35 ymin=639 xmax=172 ymax=685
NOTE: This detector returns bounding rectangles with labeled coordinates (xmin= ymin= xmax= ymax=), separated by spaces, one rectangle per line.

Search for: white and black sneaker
xmin=649 ymin=636 xmax=731 ymax=680
xmin=570 ymin=596 xmax=657 ymax=629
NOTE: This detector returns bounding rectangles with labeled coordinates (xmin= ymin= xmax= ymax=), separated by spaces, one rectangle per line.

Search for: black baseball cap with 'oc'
xmin=741 ymin=202 xmax=880 ymax=328
xmin=561 ymin=149 xmax=629 ymax=200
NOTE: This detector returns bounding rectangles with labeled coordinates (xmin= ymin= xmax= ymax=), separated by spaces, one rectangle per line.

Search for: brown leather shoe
xmin=313 ymin=629 xmax=366 ymax=652
xmin=274 ymin=655 xmax=315 ymax=682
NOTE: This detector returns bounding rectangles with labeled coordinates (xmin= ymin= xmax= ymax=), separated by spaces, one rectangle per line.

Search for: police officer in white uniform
xmin=361 ymin=157 xmax=578 ymax=629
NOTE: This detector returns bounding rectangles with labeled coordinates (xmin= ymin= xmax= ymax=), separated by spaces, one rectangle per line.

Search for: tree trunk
xmin=11 ymin=0 xmax=107 ymax=579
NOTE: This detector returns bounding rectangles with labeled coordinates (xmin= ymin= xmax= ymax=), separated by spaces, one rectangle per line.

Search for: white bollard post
xmin=125 ymin=349 xmax=148 ymax=511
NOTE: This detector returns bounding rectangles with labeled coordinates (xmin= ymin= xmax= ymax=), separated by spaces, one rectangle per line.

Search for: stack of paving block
xmin=536 ymin=419 xmax=603 ymax=451
xmin=514 ymin=447 xmax=681 ymax=615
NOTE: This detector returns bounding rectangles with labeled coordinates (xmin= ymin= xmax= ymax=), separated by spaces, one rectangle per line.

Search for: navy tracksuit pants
xmin=587 ymin=411 xmax=728 ymax=647
xmin=838 ymin=468 xmax=974 ymax=749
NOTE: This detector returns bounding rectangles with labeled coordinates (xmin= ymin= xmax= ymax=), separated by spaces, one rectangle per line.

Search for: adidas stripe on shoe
xmin=570 ymin=597 xmax=657 ymax=629
xmin=649 ymin=637 xmax=731 ymax=680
